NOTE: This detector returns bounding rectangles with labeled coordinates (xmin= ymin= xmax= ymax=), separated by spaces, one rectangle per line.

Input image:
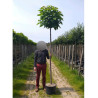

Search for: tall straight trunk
xmin=50 ymin=28 xmax=52 ymax=84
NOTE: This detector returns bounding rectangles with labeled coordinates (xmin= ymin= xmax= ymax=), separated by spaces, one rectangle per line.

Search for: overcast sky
xmin=13 ymin=0 xmax=84 ymax=43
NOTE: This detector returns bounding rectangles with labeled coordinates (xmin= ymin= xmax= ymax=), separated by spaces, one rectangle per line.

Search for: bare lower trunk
xmin=50 ymin=28 xmax=52 ymax=84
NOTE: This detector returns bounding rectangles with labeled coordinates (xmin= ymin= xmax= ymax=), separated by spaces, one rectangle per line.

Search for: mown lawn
xmin=52 ymin=56 xmax=84 ymax=98
xmin=13 ymin=53 xmax=34 ymax=97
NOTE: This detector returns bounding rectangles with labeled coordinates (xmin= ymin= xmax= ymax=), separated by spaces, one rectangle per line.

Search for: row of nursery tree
xmin=13 ymin=29 xmax=36 ymax=45
xmin=51 ymin=23 xmax=84 ymax=45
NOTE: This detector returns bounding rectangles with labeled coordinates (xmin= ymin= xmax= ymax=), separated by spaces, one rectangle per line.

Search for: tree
xmin=52 ymin=23 xmax=84 ymax=45
xmin=37 ymin=5 xmax=63 ymax=84
xmin=13 ymin=29 xmax=36 ymax=45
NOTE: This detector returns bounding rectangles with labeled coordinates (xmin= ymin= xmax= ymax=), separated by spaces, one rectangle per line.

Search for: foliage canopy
xmin=13 ymin=29 xmax=36 ymax=45
xmin=52 ymin=23 xmax=84 ymax=45
xmin=37 ymin=5 xmax=63 ymax=30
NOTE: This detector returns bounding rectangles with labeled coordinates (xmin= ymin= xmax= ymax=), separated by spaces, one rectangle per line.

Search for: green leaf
xmin=37 ymin=5 xmax=63 ymax=30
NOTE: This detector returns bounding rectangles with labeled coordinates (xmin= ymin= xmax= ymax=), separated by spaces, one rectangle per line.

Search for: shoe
xmin=35 ymin=88 xmax=39 ymax=92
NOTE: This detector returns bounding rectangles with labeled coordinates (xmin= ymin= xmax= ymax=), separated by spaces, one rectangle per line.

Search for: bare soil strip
xmin=23 ymin=70 xmax=39 ymax=98
xmin=47 ymin=59 xmax=80 ymax=98
xmin=23 ymin=69 xmax=48 ymax=98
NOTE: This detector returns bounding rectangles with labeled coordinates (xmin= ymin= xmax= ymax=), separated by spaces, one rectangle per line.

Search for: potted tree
xmin=37 ymin=5 xmax=63 ymax=94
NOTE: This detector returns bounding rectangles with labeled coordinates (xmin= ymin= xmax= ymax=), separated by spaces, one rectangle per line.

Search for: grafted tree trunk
xmin=50 ymin=28 xmax=52 ymax=84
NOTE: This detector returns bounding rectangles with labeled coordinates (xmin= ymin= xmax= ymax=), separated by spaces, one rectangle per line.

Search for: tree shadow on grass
xmin=13 ymin=70 xmax=29 ymax=80
xmin=59 ymin=87 xmax=74 ymax=92
xmin=14 ymin=83 xmax=35 ymax=90
xmin=13 ymin=91 xmax=28 ymax=98
xmin=13 ymin=95 xmax=28 ymax=98
xmin=14 ymin=70 xmax=36 ymax=81
xmin=13 ymin=82 xmax=36 ymax=98
xmin=55 ymin=87 xmax=62 ymax=95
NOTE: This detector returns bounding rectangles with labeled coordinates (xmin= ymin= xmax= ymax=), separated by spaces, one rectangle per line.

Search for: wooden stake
xmin=65 ymin=45 xmax=66 ymax=62
xmin=68 ymin=45 xmax=71 ymax=67
xmin=78 ymin=46 xmax=83 ymax=75
xmin=72 ymin=45 xmax=74 ymax=70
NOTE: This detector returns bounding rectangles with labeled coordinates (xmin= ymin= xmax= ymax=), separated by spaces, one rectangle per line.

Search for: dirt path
xmin=23 ymin=69 xmax=48 ymax=98
xmin=23 ymin=69 xmax=39 ymax=98
xmin=23 ymin=60 xmax=80 ymax=98
xmin=47 ymin=59 xmax=80 ymax=98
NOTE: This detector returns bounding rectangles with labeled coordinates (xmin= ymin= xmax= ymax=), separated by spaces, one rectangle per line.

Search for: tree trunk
xmin=50 ymin=28 xmax=52 ymax=84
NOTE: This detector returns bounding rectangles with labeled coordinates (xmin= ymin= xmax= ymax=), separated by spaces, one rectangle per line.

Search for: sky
xmin=13 ymin=0 xmax=84 ymax=43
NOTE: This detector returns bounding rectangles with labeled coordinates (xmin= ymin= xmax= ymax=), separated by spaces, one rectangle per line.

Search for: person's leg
xmin=36 ymin=64 xmax=41 ymax=89
xmin=42 ymin=64 xmax=47 ymax=89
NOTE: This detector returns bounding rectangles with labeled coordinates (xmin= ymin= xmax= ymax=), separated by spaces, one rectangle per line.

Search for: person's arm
xmin=34 ymin=50 xmax=38 ymax=71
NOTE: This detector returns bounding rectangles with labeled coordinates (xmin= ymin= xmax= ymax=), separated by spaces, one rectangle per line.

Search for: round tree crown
xmin=37 ymin=5 xmax=63 ymax=30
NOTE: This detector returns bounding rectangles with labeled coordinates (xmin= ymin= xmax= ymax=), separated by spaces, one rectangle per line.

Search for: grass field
xmin=51 ymin=56 xmax=84 ymax=97
xmin=13 ymin=53 xmax=34 ymax=97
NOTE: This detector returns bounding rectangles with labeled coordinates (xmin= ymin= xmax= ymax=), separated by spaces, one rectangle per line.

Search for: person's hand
xmin=34 ymin=67 xmax=37 ymax=71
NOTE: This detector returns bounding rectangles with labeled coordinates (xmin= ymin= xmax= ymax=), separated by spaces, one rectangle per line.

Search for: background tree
xmin=37 ymin=5 xmax=63 ymax=84
xmin=52 ymin=23 xmax=84 ymax=45
xmin=13 ymin=29 xmax=36 ymax=45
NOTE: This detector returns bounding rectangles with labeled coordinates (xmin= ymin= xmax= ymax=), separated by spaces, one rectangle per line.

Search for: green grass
xmin=13 ymin=53 xmax=34 ymax=97
xmin=52 ymin=56 xmax=84 ymax=97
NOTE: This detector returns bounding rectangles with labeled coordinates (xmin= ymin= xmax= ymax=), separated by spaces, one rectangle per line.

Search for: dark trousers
xmin=36 ymin=63 xmax=47 ymax=89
